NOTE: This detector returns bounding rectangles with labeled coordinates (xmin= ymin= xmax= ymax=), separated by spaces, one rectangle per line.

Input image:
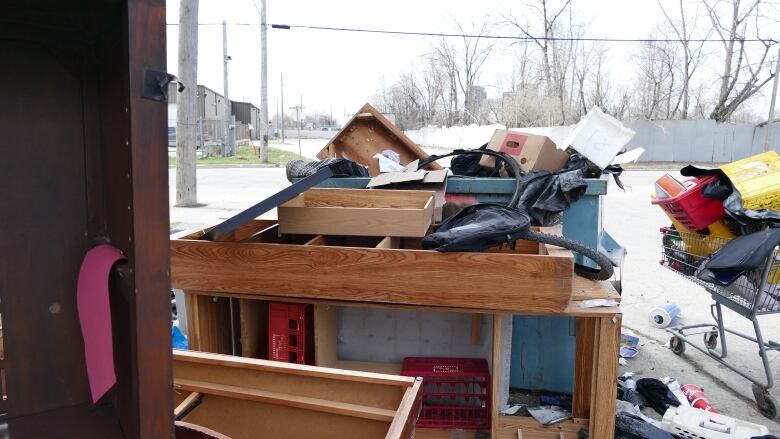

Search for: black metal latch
xmin=142 ymin=68 xmax=185 ymax=102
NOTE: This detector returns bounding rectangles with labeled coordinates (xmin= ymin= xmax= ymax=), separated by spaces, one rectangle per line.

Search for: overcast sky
xmin=165 ymin=0 xmax=776 ymax=124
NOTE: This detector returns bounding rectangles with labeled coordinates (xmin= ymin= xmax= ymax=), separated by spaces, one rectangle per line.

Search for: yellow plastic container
xmin=654 ymin=191 xmax=736 ymax=257
xmin=720 ymin=151 xmax=780 ymax=211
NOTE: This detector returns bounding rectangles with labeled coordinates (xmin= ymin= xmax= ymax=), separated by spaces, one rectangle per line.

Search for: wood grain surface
xmin=171 ymin=240 xmax=573 ymax=312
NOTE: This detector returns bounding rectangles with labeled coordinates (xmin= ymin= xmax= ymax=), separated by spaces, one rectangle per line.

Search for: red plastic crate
xmin=401 ymin=357 xmax=491 ymax=430
xmin=651 ymin=175 xmax=725 ymax=231
xmin=268 ymin=302 xmax=314 ymax=365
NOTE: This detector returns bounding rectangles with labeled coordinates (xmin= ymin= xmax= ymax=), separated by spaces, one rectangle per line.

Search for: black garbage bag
xmin=697 ymin=228 xmax=780 ymax=286
xmin=421 ymin=204 xmax=532 ymax=252
xmin=635 ymin=378 xmax=680 ymax=416
xmin=615 ymin=413 xmax=674 ymax=439
xmin=516 ymin=154 xmax=589 ymax=225
xmin=286 ymin=158 xmax=368 ymax=182
xmin=450 ymin=143 xmax=504 ymax=177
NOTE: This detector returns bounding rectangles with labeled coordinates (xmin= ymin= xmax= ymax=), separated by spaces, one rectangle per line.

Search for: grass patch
xmin=169 ymin=145 xmax=310 ymax=166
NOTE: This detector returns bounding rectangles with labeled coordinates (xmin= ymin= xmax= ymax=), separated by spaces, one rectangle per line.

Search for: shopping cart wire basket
xmin=659 ymin=226 xmax=780 ymax=419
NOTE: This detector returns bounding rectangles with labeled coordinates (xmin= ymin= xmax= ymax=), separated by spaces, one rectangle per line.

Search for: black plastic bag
xmin=635 ymin=378 xmax=680 ymax=416
xmin=286 ymin=158 xmax=368 ymax=182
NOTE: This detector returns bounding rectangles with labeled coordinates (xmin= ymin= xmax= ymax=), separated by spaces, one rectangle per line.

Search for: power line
xmin=165 ymin=22 xmax=778 ymax=44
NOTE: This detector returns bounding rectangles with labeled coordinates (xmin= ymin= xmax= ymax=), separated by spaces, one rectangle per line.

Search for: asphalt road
xmin=169 ymin=166 xmax=780 ymax=431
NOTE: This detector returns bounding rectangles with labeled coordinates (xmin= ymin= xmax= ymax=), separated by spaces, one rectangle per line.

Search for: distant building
xmin=168 ymin=83 xmax=265 ymax=143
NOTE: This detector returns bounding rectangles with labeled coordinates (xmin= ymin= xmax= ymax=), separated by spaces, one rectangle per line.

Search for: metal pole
xmin=764 ymin=44 xmax=780 ymax=152
xmin=259 ymin=0 xmax=269 ymax=162
xmin=298 ymin=95 xmax=303 ymax=157
xmin=280 ymin=73 xmax=285 ymax=144
xmin=222 ymin=20 xmax=233 ymax=156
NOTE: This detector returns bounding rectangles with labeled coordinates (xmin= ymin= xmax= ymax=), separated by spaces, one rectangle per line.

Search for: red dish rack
xmin=650 ymin=175 xmax=725 ymax=231
xmin=401 ymin=357 xmax=491 ymax=430
xmin=268 ymin=302 xmax=314 ymax=365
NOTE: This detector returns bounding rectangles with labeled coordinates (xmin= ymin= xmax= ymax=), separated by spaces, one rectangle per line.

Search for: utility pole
xmin=175 ymin=0 xmax=198 ymax=207
xmin=764 ymin=44 xmax=780 ymax=152
xmin=289 ymin=95 xmax=305 ymax=158
xmin=222 ymin=20 xmax=234 ymax=156
xmin=280 ymin=73 xmax=285 ymax=143
xmin=258 ymin=0 xmax=269 ymax=162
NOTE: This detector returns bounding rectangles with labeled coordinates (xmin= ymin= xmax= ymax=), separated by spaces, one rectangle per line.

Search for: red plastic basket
xmin=268 ymin=302 xmax=314 ymax=365
xmin=651 ymin=175 xmax=725 ymax=231
xmin=401 ymin=357 xmax=491 ymax=430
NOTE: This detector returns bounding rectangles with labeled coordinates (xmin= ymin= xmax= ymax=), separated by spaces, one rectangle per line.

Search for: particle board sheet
xmin=171 ymin=220 xmax=574 ymax=313
xmin=172 ymin=350 xmax=421 ymax=439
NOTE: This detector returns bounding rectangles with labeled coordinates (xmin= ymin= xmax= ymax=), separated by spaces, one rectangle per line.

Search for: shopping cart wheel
xmin=703 ymin=332 xmax=718 ymax=350
xmin=757 ymin=395 xmax=778 ymax=420
xmin=753 ymin=384 xmax=778 ymax=419
xmin=670 ymin=336 xmax=686 ymax=355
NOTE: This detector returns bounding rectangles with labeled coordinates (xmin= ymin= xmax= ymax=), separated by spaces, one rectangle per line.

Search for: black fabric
xmin=618 ymin=388 xmax=647 ymax=408
xmin=614 ymin=413 xmax=674 ymax=439
xmin=635 ymin=378 xmax=680 ymax=416
xmin=697 ymin=228 xmax=780 ymax=286
xmin=751 ymin=436 xmax=780 ymax=439
xmin=516 ymin=154 xmax=589 ymax=225
xmin=285 ymin=158 xmax=368 ymax=182
xmin=421 ymin=204 xmax=532 ymax=252
xmin=702 ymin=178 xmax=731 ymax=200
xmin=450 ymin=143 xmax=504 ymax=177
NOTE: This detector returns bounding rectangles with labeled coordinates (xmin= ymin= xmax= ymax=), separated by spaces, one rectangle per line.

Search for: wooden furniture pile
xmin=171 ymin=189 xmax=622 ymax=439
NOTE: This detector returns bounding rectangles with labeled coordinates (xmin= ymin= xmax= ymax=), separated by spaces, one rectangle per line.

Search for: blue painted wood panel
xmin=510 ymin=316 xmax=576 ymax=393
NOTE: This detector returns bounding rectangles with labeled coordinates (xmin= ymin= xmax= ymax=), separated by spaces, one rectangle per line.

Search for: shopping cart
xmin=660 ymin=226 xmax=780 ymax=419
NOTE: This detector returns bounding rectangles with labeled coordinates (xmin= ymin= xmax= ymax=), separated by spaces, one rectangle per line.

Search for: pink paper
xmin=77 ymin=244 xmax=126 ymax=403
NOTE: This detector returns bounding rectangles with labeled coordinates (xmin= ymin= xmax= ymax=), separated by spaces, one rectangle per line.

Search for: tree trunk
xmin=175 ymin=0 xmax=198 ymax=207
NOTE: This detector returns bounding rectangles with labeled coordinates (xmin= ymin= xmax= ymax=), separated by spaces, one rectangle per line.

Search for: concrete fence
xmin=405 ymin=120 xmax=780 ymax=163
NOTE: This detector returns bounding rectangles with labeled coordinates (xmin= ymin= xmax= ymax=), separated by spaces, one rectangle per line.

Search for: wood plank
xmin=174 ymin=378 xmax=397 ymax=422
xmin=191 ymin=290 xmax=619 ymax=318
xmin=171 ymin=240 xmax=573 ymax=313
xmin=174 ymin=350 xmax=414 ymax=387
xmin=471 ymin=314 xmax=483 ymax=344
xmin=174 ymin=392 xmax=202 ymax=419
xmin=238 ymin=299 xmax=267 ymax=359
xmin=314 ymin=304 xmax=338 ymax=367
xmin=492 ymin=314 xmax=502 ymax=439
xmin=292 ymin=188 xmax=434 ymax=208
xmin=588 ymin=316 xmax=620 ymax=439
xmin=572 ymin=318 xmax=595 ymax=420
xmin=384 ymin=378 xmax=422 ymax=439
xmin=182 ymin=395 xmax=390 ymax=439
xmin=185 ymin=293 xmax=232 ymax=354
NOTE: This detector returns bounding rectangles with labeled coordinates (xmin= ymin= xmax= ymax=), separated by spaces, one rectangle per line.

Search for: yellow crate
xmin=653 ymin=192 xmax=735 ymax=257
xmin=720 ymin=151 xmax=780 ymax=211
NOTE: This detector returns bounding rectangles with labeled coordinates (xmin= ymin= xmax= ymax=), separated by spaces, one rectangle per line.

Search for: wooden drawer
xmin=171 ymin=220 xmax=574 ymax=313
xmin=173 ymin=350 xmax=422 ymax=439
xmin=278 ymin=188 xmax=435 ymax=238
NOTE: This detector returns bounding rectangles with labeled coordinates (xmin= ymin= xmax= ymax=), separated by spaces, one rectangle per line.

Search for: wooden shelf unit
xmin=172 ymin=221 xmax=621 ymax=439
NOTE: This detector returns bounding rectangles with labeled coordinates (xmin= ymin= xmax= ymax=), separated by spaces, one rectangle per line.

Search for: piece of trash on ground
xmin=576 ymin=299 xmax=620 ymax=308
xmin=527 ymin=405 xmax=572 ymax=426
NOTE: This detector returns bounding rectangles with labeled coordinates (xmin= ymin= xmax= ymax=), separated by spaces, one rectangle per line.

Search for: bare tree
xmin=704 ymin=0 xmax=778 ymax=122
xmin=450 ymin=18 xmax=494 ymax=123
xmin=657 ymin=0 xmax=710 ymax=119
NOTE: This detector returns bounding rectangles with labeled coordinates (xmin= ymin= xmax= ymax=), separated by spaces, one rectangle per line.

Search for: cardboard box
xmin=479 ymin=130 xmax=569 ymax=173
xmin=367 ymin=165 xmax=449 ymax=222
